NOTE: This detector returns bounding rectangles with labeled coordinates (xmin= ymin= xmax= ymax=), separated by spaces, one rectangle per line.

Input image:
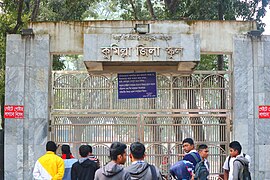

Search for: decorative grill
xmin=51 ymin=71 xmax=231 ymax=178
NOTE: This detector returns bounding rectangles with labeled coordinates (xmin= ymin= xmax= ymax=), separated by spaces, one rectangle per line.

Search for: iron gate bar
xmin=50 ymin=70 xmax=232 ymax=178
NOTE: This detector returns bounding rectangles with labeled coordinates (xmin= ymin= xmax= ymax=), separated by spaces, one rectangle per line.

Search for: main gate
xmin=50 ymin=71 xmax=231 ymax=177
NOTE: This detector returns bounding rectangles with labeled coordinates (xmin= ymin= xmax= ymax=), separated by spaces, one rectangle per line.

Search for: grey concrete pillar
xmin=233 ymin=35 xmax=270 ymax=179
xmin=4 ymin=34 xmax=50 ymax=179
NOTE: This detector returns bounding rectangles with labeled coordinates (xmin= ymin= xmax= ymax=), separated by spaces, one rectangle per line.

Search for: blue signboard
xmin=118 ymin=72 xmax=157 ymax=99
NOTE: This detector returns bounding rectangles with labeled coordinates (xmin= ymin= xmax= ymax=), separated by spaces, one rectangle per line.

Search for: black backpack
xmin=234 ymin=159 xmax=251 ymax=180
xmin=194 ymin=161 xmax=209 ymax=180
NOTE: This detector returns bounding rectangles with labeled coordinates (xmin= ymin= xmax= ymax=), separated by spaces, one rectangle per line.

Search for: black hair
xmin=130 ymin=142 xmax=145 ymax=159
xmin=62 ymin=144 xmax=72 ymax=159
xmin=109 ymin=142 xmax=127 ymax=161
xmin=46 ymin=141 xmax=57 ymax=152
xmin=79 ymin=145 xmax=90 ymax=157
xmin=229 ymin=141 xmax=242 ymax=154
xmin=182 ymin=138 xmax=194 ymax=145
xmin=198 ymin=144 xmax=208 ymax=151
xmin=87 ymin=145 xmax=93 ymax=153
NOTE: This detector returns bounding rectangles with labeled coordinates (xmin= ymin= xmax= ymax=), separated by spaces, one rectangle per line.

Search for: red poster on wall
xmin=259 ymin=105 xmax=270 ymax=119
xmin=4 ymin=105 xmax=24 ymax=119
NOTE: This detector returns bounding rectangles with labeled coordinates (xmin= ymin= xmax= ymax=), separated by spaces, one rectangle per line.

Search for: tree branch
xmin=164 ymin=0 xmax=179 ymax=16
xmin=146 ymin=0 xmax=156 ymax=20
xmin=31 ymin=0 xmax=41 ymax=21
xmin=10 ymin=0 xmax=24 ymax=34
xmin=129 ymin=0 xmax=138 ymax=20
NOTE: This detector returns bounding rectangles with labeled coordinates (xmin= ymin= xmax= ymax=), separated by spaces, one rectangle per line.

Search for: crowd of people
xmin=32 ymin=139 xmax=251 ymax=180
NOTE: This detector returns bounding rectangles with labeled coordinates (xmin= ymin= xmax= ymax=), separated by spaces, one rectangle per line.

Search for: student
xmin=61 ymin=144 xmax=77 ymax=180
xmin=194 ymin=144 xmax=210 ymax=180
xmin=71 ymin=145 xmax=99 ymax=180
xmin=170 ymin=138 xmax=201 ymax=179
xmin=125 ymin=142 xmax=163 ymax=180
xmin=33 ymin=141 xmax=64 ymax=180
xmin=94 ymin=142 xmax=131 ymax=180
xmin=87 ymin=144 xmax=100 ymax=168
xmin=223 ymin=141 xmax=251 ymax=180
xmin=182 ymin=138 xmax=201 ymax=167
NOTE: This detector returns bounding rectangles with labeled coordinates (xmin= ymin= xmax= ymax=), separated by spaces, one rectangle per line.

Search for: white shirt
xmin=222 ymin=153 xmax=251 ymax=180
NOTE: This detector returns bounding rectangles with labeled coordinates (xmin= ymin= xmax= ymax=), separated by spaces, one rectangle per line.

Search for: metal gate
xmin=50 ymin=71 xmax=232 ymax=177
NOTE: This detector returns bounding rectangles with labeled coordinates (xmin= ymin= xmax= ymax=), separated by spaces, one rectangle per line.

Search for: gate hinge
xmin=48 ymin=120 xmax=52 ymax=132
xmin=230 ymin=120 xmax=233 ymax=131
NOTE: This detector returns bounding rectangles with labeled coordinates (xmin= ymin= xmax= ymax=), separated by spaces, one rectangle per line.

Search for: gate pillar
xmin=233 ymin=35 xmax=270 ymax=179
xmin=4 ymin=34 xmax=50 ymax=179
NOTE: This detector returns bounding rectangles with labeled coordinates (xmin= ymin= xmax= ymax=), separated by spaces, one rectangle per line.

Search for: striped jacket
xmin=33 ymin=151 xmax=64 ymax=180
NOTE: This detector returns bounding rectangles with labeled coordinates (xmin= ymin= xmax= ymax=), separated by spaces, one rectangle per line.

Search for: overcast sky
xmin=263 ymin=6 xmax=270 ymax=35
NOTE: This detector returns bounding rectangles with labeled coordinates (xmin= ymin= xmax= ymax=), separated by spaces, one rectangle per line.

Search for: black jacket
xmin=71 ymin=158 xmax=98 ymax=180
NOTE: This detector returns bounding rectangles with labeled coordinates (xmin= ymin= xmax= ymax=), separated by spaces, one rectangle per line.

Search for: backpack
xmin=149 ymin=164 xmax=158 ymax=180
xmin=194 ymin=161 xmax=209 ymax=180
xmin=190 ymin=152 xmax=202 ymax=166
xmin=169 ymin=160 xmax=194 ymax=180
xmin=234 ymin=159 xmax=251 ymax=180
xmin=228 ymin=153 xmax=246 ymax=171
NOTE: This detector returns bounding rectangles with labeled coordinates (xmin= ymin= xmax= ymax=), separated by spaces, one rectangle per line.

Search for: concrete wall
xmin=4 ymin=34 xmax=50 ymax=179
xmin=233 ymin=35 xmax=270 ymax=179
xmin=29 ymin=21 xmax=256 ymax=54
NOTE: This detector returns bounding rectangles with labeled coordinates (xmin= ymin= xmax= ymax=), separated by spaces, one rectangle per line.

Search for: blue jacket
xmin=170 ymin=160 xmax=194 ymax=180
xmin=183 ymin=151 xmax=201 ymax=169
xmin=63 ymin=159 xmax=78 ymax=180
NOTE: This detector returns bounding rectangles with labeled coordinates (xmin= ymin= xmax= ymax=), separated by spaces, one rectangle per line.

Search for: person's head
xmin=87 ymin=145 xmax=93 ymax=154
xmin=61 ymin=144 xmax=72 ymax=159
xmin=130 ymin=142 xmax=145 ymax=161
xmin=79 ymin=145 xmax=90 ymax=158
xmin=46 ymin=141 xmax=57 ymax=153
xmin=229 ymin=141 xmax=242 ymax=157
xmin=197 ymin=144 xmax=209 ymax=160
xmin=109 ymin=142 xmax=127 ymax=165
xmin=182 ymin=138 xmax=195 ymax=153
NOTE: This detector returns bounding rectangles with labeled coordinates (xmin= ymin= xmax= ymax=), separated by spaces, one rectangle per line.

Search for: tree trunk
xmin=31 ymin=0 xmax=41 ymax=22
xmin=164 ymin=0 xmax=179 ymax=16
xmin=129 ymin=0 xmax=138 ymax=20
xmin=10 ymin=0 xmax=24 ymax=33
xmin=146 ymin=0 xmax=156 ymax=20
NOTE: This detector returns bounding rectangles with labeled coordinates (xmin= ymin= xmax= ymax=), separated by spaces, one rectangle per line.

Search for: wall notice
xmin=118 ymin=72 xmax=157 ymax=99
xmin=259 ymin=105 xmax=270 ymax=119
xmin=4 ymin=105 xmax=24 ymax=119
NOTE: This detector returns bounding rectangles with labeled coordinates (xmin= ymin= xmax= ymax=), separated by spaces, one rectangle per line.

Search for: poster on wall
xmin=4 ymin=105 xmax=24 ymax=119
xmin=259 ymin=105 xmax=270 ymax=119
xmin=118 ymin=72 xmax=157 ymax=99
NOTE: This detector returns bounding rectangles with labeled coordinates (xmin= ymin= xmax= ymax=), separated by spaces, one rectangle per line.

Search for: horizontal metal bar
xmin=51 ymin=109 xmax=231 ymax=113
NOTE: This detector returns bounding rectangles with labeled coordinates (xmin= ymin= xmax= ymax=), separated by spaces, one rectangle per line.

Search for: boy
xmin=125 ymin=142 xmax=162 ymax=179
xmin=194 ymin=144 xmax=210 ymax=180
xmin=71 ymin=145 xmax=99 ymax=180
xmin=223 ymin=141 xmax=251 ymax=180
xmin=94 ymin=142 xmax=131 ymax=180
xmin=182 ymin=138 xmax=201 ymax=167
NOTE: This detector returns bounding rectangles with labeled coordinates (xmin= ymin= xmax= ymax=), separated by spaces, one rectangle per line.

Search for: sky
xmin=262 ymin=6 xmax=270 ymax=35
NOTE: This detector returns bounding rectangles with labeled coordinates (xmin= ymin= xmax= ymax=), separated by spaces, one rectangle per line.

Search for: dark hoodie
xmin=94 ymin=161 xmax=131 ymax=180
xmin=232 ymin=155 xmax=250 ymax=180
xmin=125 ymin=162 xmax=163 ymax=180
xmin=71 ymin=157 xmax=98 ymax=180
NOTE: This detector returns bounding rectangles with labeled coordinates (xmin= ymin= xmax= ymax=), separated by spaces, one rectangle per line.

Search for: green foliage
xmin=37 ymin=0 xmax=100 ymax=21
xmin=195 ymin=55 xmax=228 ymax=71
xmin=52 ymin=55 xmax=66 ymax=70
